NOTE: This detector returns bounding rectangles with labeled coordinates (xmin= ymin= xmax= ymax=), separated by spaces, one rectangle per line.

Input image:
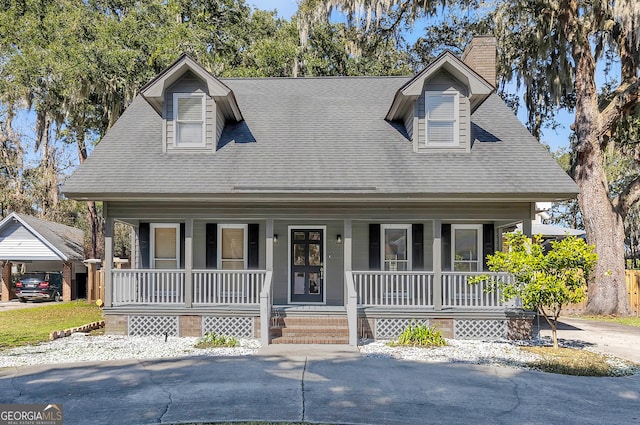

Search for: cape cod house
xmin=62 ymin=37 xmax=578 ymax=345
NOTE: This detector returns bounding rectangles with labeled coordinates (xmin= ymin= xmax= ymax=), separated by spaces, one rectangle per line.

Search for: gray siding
xmin=164 ymin=72 xmax=218 ymax=153
xmin=0 ymin=222 xmax=61 ymax=261
xmin=417 ymin=70 xmax=470 ymax=152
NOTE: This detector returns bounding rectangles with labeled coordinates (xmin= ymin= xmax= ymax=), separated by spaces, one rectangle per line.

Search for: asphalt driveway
xmin=1 ymin=348 xmax=639 ymax=425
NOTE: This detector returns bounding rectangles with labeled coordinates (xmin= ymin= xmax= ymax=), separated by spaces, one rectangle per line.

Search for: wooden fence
xmin=561 ymin=270 xmax=640 ymax=316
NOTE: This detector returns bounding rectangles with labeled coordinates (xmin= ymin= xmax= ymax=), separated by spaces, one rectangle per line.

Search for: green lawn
xmin=573 ymin=315 xmax=640 ymax=327
xmin=0 ymin=300 xmax=103 ymax=349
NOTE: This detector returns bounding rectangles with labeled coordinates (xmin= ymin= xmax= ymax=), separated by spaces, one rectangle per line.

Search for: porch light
xmin=273 ymin=234 xmax=278 ymax=245
xmin=336 ymin=234 xmax=342 ymax=244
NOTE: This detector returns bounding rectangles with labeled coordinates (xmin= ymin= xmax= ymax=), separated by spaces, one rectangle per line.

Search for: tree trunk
xmin=572 ymin=38 xmax=631 ymax=316
xmin=76 ymin=128 xmax=103 ymax=260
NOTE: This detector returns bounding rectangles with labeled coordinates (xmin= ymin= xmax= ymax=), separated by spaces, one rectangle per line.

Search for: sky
xmin=248 ymin=0 xmax=575 ymax=152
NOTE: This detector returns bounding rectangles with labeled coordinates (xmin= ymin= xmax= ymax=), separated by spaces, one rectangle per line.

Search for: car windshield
xmin=19 ymin=273 xmax=46 ymax=281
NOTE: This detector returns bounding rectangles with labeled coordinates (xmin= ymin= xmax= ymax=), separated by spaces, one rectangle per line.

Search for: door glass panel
xmin=309 ymin=232 xmax=321 ymax=241
xmin=308 ymin=244 xmax=321 ymax=266
xmin=294 ymin=272 xmax=306 ymax=294
xmin=294 ymin=232 xmax=306 ymax=240
xmin=309 ymin=273 xmax=319 ymax=294
xmin=294 ymin=244 xmax=306 ymax=265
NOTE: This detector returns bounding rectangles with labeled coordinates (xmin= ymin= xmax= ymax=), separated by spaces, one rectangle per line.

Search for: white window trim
xmin=451 ymin=224 xmax=483 ymax=272
xmin=425 ymin=91 xmax=459 ymax=147
xmin=381 ymin=224 xmax=412 ymax=271
xmin=217 ymin=224 xmax=248 ymax=270
xmin=150 ymin=223 xmax=180 ymax=269
xmin=173 ymin=92 xmax=206 ymax=148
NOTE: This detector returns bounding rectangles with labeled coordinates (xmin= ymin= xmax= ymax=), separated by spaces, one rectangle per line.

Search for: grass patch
xmin=0 ymin=300 xmax=102 ymax=349
xmin=194 ymin=332 xmax=238 ymax=348
xmin=573 ymin=315 xmax=640 ymax=327
xmin=522 ymin=346 xmax=637 ymax=376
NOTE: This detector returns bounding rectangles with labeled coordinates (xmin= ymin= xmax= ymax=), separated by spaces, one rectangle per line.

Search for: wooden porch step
xmin=270 ymin=314 xmax=349 ymax=344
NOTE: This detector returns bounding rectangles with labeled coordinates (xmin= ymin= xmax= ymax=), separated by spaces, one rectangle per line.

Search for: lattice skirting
xmin=128 ymin=316 xmax=178 ymax=336
xmin=454 ymin=319 xmax=507 ymax=339
xmin=202 ymin=316 xmax=254 ymax=338
xmin=375 ymin=318 xmax=430 ymax=339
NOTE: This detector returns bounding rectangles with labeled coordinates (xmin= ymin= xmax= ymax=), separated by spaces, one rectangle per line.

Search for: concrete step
xmin=270 ymin=335 xmax=349 ymax=344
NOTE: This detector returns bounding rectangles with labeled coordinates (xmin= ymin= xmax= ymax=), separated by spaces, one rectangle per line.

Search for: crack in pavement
xmin=136 ymin=359 xmax=173 ymax=424
xmin=9 ymin=367 xmax=23 ymax=400
xmin=301 ymin=357 xmax=308 ymax=422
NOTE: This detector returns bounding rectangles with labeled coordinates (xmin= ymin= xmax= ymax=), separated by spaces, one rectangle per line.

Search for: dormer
xmin=140 ymin=54 xmax=242 ymax=153
xmin=386 ymin=38 xmax=495 ymax=153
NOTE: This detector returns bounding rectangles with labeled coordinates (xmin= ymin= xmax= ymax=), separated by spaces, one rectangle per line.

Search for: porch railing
xmin=113 ymin=269 xmax=185 ymax=305
xmin=352 ymin=271 xmax=435 ymax=307
xmin=441 ymin=272 xmax=517 ymax=309
xmin=193 ymin=270 xmax=267 ymax=305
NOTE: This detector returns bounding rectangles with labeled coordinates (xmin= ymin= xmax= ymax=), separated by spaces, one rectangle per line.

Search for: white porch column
xmin=433 ymin=219 xmax=442 ymax=311
xmin=522 ymin=202 xmax=534 ymax=238
xmin=130 ymin=224 xmax=138 ymax=269
xmin=104 ymin=216 xmax=114 ymax=308
xmin=266 ymin=219 xmax=274 ymax=271
xmin=184 ymin=219 xmax=193 ymax=308
xmin=344 ymin=219 xmax=352 ymax=271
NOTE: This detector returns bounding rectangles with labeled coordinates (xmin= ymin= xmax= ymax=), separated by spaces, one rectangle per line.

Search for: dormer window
xmin=173 ymin=93 xmax=206 ymax=147
xmin=425 ymin=91 xmax=459 ymax=147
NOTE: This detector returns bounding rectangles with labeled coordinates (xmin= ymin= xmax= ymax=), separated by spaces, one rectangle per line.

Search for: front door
xmin=290 ymin=229 xmax=324 ymax=303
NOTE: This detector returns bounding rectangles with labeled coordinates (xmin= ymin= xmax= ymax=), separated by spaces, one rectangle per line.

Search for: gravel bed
xmin=359 ymin=338 xmax=543 ymax=369
xmin=1 ymin=334 xmax=637 ymax=376
xmin=0 ymin=334 xmax=260 ymax=367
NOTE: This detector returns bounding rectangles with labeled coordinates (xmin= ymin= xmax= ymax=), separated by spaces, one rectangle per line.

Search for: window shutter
xmin=369 ymin=224 xmax=381 ymax=270
xmin=483 ymin=223 xmax=495 ymax=271
xmin=412 ymin=224 xmax=424 ymax=270
xmin=205 ymin=223 xmax=217 ymax=269
xmin=179 ymin=223 xmax=185 ymax=269
xmin=441 ymin=223 xmax=451 ymax=271
xmin=139 ymin=223 xmax=150 ymax=269
xmin=248 ymin=223 xmax=260 ymax=269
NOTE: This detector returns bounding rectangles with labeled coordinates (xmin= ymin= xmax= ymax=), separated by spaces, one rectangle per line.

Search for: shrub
xmin=390 ymin=322 xmax=447 ymax=347
xmin=195 ymin=332 xmax=238 ymax=348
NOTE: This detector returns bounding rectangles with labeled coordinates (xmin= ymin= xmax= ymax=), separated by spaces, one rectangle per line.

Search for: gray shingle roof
xmin=62 ymin=76 xmax=578 ymax=200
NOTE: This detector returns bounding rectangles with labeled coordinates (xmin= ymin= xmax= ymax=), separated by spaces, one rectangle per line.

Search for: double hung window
xmin=174 ymin=93 xmax=205 ymax=147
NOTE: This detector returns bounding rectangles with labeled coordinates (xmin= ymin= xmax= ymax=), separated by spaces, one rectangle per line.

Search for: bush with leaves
xmin=471 ymin=232 xmax=597 ymax=348
xmin=389 ymin=322 xmax=447 ymax=347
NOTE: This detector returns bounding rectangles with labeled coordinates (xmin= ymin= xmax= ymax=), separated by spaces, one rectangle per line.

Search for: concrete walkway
xmin=536 ymin=317 xmax=640 ymax=363
xmin=1 ymin=346 xmax=639 ymax=425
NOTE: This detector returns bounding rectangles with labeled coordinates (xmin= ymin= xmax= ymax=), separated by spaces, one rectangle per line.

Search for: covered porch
xmin=101 ymin=202 xmax=536 ymax=345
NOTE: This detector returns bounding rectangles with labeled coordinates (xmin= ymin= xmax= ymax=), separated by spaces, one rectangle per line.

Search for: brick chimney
xmin=461 ymin=36 xmax=497 ymax=87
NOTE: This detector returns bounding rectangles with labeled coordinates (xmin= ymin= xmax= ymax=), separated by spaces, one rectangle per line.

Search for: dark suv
xmin=15 ymin=272 xmax=63 ymax=303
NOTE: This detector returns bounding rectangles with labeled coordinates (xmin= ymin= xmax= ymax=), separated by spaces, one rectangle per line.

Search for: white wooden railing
xmin=441 ymin=272 xmax=517 ymax=309
xmin=193 ymin=270 xmax=267 ymax=305
xmin=113 ymin=269 xmax=185 ymax=305
xmin=352 ymin=271 xmax=435 ymax=307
